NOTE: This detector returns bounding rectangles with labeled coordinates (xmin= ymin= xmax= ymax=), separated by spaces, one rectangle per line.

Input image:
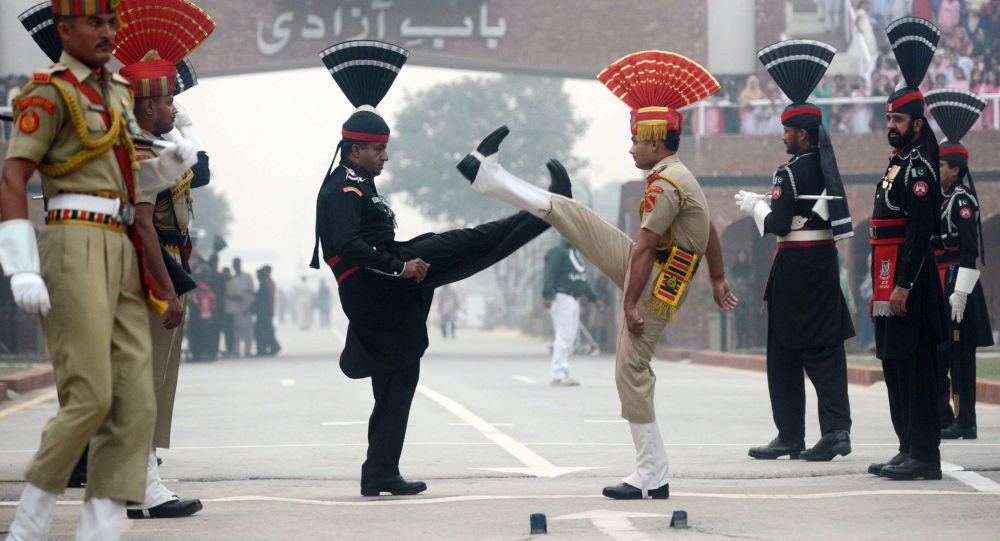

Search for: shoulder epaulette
xmin=111 ymin=72 xmax=130 ymax=86
xmin=31 ymin=63 xmax=68 ymax=84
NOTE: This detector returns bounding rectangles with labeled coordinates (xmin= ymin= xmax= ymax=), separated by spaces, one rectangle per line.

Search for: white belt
xmin=48 ymin=193 xmax=135 ymax=225
xmin=779 ymin=229 xmax=833 ymax=242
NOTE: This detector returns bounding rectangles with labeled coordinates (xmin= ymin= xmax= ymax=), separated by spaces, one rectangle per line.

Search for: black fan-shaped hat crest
xmin=19 ymin=2 xmax=61 ymax=63
xmin=174 ymin=58 xmax=198 ymax=96
xmin=886 ymin=17 xmax=940 ymax=89
xmin=319 ymin=40 xmax=409 ymax=108
xmin=757 ymin=40 xmax=836 ymax=103
xmin=925 ymin=89 xmax=986 ymax=143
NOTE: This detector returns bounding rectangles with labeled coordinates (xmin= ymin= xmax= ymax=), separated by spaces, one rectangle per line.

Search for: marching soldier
xmin=737 ymin=40 xmax=854 ymax=462
xmin=116 ymin=5 xmax=215 ymax=518
xmin=866 ymin=17 xmax=950 ymax=481
xmin=311 ymin=40 xmax=564 ymax=497
xmin=458 ymin=50 xmax=736 ymax=499
xmin=0 ymin=1 xmax=196 ymax=538
xmin=925 ymin=89 xmax=993 ymax=440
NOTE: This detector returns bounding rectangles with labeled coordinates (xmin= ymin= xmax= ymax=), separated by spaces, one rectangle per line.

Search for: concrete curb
xmin=0 ymin=366 xmax=55 ymax=399
xmin=658 ymin=348 xmax=1000 ymax=405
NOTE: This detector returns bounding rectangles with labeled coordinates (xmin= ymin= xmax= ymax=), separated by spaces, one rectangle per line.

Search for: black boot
xmin=456 ymin=125 xmax=509 ymax=181
xmin=867 ymin=452 xmax=906 ymax=476
xmin=748 ymin=437 xmax=804 ymax=460
xmin=799 ymin=430 xmax=851 ymax=461
xmin=940 ymin=422 xmax=977 ymax=440
xmin=881 ymin=457 xmax=942 ymax=480
xmin=361 ymin=475 xmax=427 ymax=496
xmin=545 ymin=159 xmax=573 ymax=198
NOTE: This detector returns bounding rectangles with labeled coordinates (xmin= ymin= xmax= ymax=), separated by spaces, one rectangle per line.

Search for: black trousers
xmin=881 ymin=340 xmax=941 ymax=464
xmin=766 ymin=333 xmax=852 ymax=444
xmin=937 ymin=337 xmax=978 ymax=429
xmin=345 ymin=211 xmax=548 ymax=481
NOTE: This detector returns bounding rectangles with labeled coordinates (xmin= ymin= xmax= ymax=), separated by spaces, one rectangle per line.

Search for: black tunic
xmin=871 ymin=144 xmax=949 ymax=359
xmin=763 ymin=149 xmax=854 ymax=349
xmin=933 ymin=183 xmax=993 ymax=347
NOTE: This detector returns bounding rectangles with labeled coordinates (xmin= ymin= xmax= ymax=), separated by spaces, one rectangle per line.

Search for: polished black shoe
xmin=127 ymin=498 xmax=203 ymax=519
xmin=545 ymin=159 xmax=573 ymax=198
xmin=360 ymin=475 xmax=427 ymax=496
xmin=456 ymin=125 xmax=509 ymax=181
xmin=602 ymin=482 xmax=669 ymax=500
xmin=867 ymin=452 xmax=906 ymax=476
xmin=748 ymin=437 xmax=804 ymax=460
xmin=800 ymin=430 xmax=852 ymax=462
xmin=880 ymin=457 xmax=942 ymax=481
xmin=941 ymin=422 xmax=977 ymax=440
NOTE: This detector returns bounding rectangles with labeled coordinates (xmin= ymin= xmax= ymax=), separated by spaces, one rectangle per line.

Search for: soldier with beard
xmin=866 ymin=17 xmax=950 ymax=481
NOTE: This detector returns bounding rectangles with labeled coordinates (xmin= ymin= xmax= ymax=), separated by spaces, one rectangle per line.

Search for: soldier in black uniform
xmin=866 ymin=17 xmax=950 ymax=481
xmin=737 ymin=40 xmax=854 ymax=462
xmin=926 ymin=89 xmax=993 ymax=440
xmin=310 ymin=41 xmax=565 ymax=497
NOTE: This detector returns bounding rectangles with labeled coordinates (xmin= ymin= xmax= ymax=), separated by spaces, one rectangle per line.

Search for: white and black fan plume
xmin=19 ymin=2 xmax=60 ymax=63
xmin=925 ymin=89 xmax=987 ymax=143
xmin=756 ymin=40 xmax=836 ymax=103
xmin=886 ymin=17 xmax=940 ymax=88
xmin=319 ymin=40 xmax=409 ymax=108
xmin=174 ymin=58 xmax=198 ymax=95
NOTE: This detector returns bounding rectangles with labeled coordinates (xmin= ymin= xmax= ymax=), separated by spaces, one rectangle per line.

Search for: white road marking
xmin=281 ymin=379 xmax=296 ymax=387
xmin=0 ymin=390 xmax=57 ymax=419
xmin=449 ymin=422 xmax=512 ymax=427
xmin=942 ymin=461 xmax=1000 ymax=493
xmin=417 ymin=383 xmax=602 ymax=478
xmin=513 ymin=376 xmax=536 ymax=384
xmin=553 ymin=509 xmax=667 ymax=541
xmin=584 ymin=419 xmax=628 ymax=424
xmin=320 ymin=421 xmax=367 ymax=426
xmin=3 ymin=489 xmax=995 ymax=509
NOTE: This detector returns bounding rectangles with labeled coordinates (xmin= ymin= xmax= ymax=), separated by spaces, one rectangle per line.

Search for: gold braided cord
xmin=35 ymin=79 xmax=138 ymax=178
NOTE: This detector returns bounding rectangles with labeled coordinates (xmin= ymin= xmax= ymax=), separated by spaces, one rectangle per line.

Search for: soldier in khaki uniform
xmin=118 ymin=45 xmax=212 ymax=519
xmin=457 ymin=51 xmax=737 ymax=500
xmin=0 ymin=2 xmax=196 ymax=538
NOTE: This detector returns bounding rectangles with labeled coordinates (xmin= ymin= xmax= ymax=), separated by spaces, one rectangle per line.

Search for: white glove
xmin=11 ymin=273 xmax=50 ymax=315
xmin=0 ymin=220 xmax=50 ymax=316
xmin=173 ymin=101 xmax=192 ymax=129
xmin=949 ymin=267 xmax=980 ymax=323
xmin=137 ymin=139 xmax=199 ymax=198
xmin=949 ymin=291 xmax=968 ymax=323
xmin=172 ymin=101 xmax=204 ymax=151
xmin=735 ymin=190 xmax=761 ymax=215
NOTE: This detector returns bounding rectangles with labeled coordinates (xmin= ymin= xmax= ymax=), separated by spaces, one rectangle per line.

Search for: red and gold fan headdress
xmin=113 ymin=0 xmax=215 ymax=98
xmin=597 ymin=51 xmax=720 ymax=140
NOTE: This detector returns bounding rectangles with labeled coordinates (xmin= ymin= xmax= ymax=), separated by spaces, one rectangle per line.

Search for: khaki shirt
xmin=6 ymin=52 xmax=135 ymax=199
xmin=134 ymin=128 xmax=192 ymax=232
xmin=639 ymin=154 xmax=710 ymax=254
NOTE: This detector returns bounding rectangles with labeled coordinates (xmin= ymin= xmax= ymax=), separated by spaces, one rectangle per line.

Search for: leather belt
xmin=869 ymin=218 xmax=906 ymax=240
xmin=48 ymin=193 xmax=135 ymax=226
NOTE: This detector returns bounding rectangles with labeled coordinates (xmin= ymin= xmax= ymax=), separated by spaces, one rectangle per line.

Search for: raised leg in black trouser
xmin=767 ymin=334 xmax=852 ymax=443
xmin=950 ymin=337 xmax=978 ymax=428
xmin=362 ymin=363 xmax=420 ymax=481
xmin=395 ymin=210 xmax=548 ymax=290
xmin=881 ymin=341 xmax=941 ymax=464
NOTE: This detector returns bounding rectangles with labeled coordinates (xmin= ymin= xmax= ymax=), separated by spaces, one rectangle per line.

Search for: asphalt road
xmin=1 ymin=323 xmax=999 ymax=540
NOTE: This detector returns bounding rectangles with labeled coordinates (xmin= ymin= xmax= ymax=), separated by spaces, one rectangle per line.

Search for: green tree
xmin=385 ymin=74 xmax=588 ymax=226
xmin=190 ymin=185 xmax=231 ymax=255
xmin=384 ymin=74 xmax=589 ymax=328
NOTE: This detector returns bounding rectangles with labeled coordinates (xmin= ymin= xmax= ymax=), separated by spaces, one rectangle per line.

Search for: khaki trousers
xmin=29 ymin=224 xmax=155 ymax=504
xmin=545 ymin=196 xmax=669 ymax=423
xmin=149 ymin=290 xmax=185 ymax=449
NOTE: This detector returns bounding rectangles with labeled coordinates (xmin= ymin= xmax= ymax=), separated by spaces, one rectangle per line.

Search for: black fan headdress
xmin=757 ymin=39 xmax=852 ymax=241
xmin=319 ymin=40 xmax=409 ymax=143
xmin=19 ymin=2 xmax=61 ymax=63
xmin=885 ymin=17 xmax=940 ymax=117
xmin=174 ymin=58 xmax=198 ymax=96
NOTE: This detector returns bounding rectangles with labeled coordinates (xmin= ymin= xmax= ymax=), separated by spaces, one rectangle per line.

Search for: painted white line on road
xmin=554 ymin=510 xmax=665 ymax=541
xmin=1 ymin=489 xmax=997 ymax=510
xmin=417 ymin=383 xmax=601 ymax=478
xmin=281 ymin=379 xmax=296 ymax=387
xmin=0 ymin=390 xmax=57 ymax=419
xmin=320 ymin=421 xmax=367 ymax=426
xmin=449 ymin=422 xmax=512 ymax=427
xmin=513 ymin=376 xmax=536 ymax=384
xmin=942 ymin=461 xmax=1000 ymax=493
xmin=584 ymin=419 xmax=628 ymax=424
